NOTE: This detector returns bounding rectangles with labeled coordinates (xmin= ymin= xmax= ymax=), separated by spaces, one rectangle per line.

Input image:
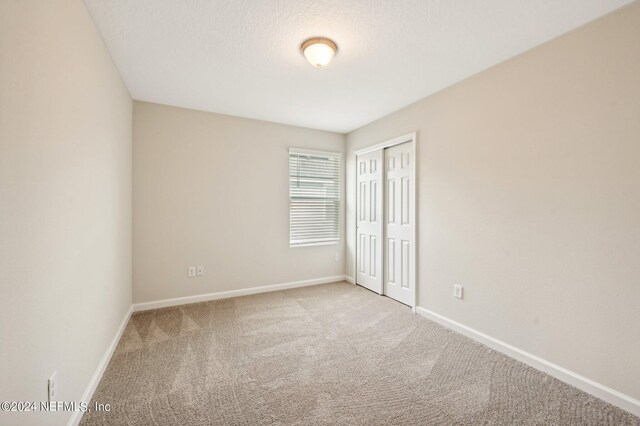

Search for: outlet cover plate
xmin=48 ymin=372 xmax=57 ymax=402
xmin=454 ymin=284 xmax=463 ymax=299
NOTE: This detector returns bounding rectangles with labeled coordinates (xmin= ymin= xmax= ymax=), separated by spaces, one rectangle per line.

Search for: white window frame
xmin=289 ymin=147 xmax=341 ymax=247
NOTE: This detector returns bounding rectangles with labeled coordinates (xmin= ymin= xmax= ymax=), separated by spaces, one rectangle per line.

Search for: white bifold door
xmin=356 ymin=149 xmax=383 ymax=294
xmin=383 ymin=143 xmax=414 ymax=306
xmin=356 ymin=141 xmax=414 ymax=307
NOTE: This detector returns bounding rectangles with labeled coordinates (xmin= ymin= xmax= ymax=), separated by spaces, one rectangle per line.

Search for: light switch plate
xmin=196 ymin=266 xmax=204 ymax=276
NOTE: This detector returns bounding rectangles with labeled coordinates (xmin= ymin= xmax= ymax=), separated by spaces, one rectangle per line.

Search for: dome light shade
xmin=301 ymin=38 xmax=337 ymax=68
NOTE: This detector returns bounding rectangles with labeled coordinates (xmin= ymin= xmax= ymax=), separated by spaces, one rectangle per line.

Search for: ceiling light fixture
xmin=301 ymin=37 xmax=337 ymax=69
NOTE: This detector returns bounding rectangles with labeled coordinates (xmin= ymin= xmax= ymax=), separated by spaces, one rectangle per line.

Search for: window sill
xmin=290 ymin=241 xmax=340 ymax=248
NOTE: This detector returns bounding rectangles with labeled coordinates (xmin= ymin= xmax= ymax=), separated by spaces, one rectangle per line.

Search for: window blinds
xmin=289 ymin=148 xmax=341 ymax=247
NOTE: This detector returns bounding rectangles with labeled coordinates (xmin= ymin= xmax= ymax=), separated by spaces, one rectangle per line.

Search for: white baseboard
xmin=415 ymin=307 xmax=640 ymax=417
xmin=344 ymin=275 xmax=355 ymax=284
xmin=68 ymin=305 xmax=133 ymax=426
xmin=132 ymin=275 xmax=348 ymax=312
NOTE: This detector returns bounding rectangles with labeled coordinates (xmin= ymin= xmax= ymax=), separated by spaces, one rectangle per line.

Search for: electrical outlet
xmin=334 ymin=253 xmax=340 ymax=262
xmin=188 ymin=266 xmax=196 ymax=277
xmin=454 ymin=284 xmax=463 ymax=299
xmin=196 ymin=266 xmax=204 ymax=276
xmin=48 ymin=372 xmax=57 ymax=402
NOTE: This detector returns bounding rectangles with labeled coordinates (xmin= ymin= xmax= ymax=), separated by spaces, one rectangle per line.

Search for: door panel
xmin=356 ymin=150 xmax=383 ymax=293
xmin=384 ymin=143 xmax=414 ymax=306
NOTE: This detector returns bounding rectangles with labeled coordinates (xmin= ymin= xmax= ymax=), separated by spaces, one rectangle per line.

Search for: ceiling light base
xmin=301 ymin=37 xmax=337 ymax=68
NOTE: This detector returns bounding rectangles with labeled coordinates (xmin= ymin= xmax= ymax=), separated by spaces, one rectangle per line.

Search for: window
xmin=289 ymin=148 xmax=341 ymax=247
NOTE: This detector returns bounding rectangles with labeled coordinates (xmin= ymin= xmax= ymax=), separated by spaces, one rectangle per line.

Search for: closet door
xmin=356 ymin=150 xmax=383 ymax=294
xmin=384 ymin=143 xmax=414 ymax=306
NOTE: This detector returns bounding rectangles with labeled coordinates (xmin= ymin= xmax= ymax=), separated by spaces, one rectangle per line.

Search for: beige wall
xmin=0 ymin=1 xmax=132 ymax=425
xmin=133 ymin=102 xmax=345 ymax=303
xmin=346 ymin=3 xmax=640 ymax=400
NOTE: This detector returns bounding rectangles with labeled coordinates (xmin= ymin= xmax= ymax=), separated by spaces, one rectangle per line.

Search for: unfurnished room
xmin=1 ymin=1 xmax=639 ymax=425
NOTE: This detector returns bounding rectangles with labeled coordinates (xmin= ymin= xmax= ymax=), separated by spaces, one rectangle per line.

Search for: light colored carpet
xmin=81 ymin=281 xmax=639 ymax=425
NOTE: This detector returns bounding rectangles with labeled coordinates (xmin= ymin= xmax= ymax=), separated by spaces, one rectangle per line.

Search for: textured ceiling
xmin=84 ymin=0 xmax=633 ymax=133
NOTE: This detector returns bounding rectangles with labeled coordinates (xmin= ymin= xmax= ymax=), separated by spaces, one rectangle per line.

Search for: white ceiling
xmin=84 ymin=0 xmax=633 ymax=133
